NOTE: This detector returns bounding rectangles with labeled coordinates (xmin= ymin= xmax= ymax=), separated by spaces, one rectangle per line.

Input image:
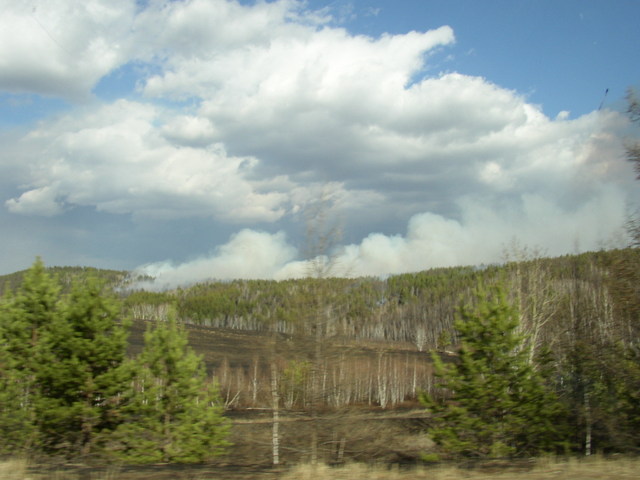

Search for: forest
xmin=0 ymin=245 xmax=639 ymax=470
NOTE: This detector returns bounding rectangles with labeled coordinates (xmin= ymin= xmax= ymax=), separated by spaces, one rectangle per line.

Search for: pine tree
xmin=559 ymin=340 xmax=640 ymax=454
xmin=613 ymin=345 xmax=640 ymax=451
xmin=421 ymin=285 xmax=565 ymax=458
xmin=1 ymin=257 xmax=61 ymax=364
xmin=35 ymin=276 xmax=131 ymax=456
xmin=108 ymin=314 xmax=230 ymax=463
xmin=0 ymin=339 xmax=37 ymax=453
xmin=0 ymin=258 xmax=61 ymax=453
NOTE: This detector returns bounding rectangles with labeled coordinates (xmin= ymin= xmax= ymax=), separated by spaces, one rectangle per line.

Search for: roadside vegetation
xmin=1 ymin=246 xmax=639 ymax=467
xmin=0 ymin=258 xmax=229 ymax=463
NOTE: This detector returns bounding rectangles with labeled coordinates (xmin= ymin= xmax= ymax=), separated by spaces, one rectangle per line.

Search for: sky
xmin=1 ymin=0 xmax=639 ymax=286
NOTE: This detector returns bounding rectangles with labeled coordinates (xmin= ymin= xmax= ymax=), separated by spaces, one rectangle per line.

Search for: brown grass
xmin=0 ymin=459 xmax=123 ymax=480
xmin=3 ymin=456 xmax=639 ymax=480
xmin=281 ymin=456 xmax=640 ymax=480
xmin=0 ymin=458 xmax=29 ymax=480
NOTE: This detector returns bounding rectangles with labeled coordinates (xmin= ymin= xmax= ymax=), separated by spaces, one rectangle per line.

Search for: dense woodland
xmin=1 ymin=246 xmax=639 ymax=463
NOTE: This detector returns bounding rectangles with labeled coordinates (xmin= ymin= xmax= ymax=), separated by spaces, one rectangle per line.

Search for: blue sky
xmin=0 ymin=0 xmax=638 ymax=285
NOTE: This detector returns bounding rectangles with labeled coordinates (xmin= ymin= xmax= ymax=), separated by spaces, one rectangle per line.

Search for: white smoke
xmin=136 ymin=183 xmax=630 ymax=289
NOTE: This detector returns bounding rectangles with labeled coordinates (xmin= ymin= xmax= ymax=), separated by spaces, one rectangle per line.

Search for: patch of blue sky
xmin=0 ymin=93 xmax=70 ymax=128
xmin=92 ymin=61 xmax=147 ymax=102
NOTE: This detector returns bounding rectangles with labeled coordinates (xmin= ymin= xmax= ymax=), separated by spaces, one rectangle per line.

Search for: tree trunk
xmin=271 ymin=361 xmax=280 ymax=466
xmin=584 ymin=391 xmax=592 ymax=456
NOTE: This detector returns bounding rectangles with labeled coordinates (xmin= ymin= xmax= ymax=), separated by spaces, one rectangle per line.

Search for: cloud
xmin=1 ymin=0 xmax=637 ymax=281
xmin=124 ymin=4 xmax=624 ymax=231
xmin=5 ymin=185 xmax=64 ymax=216
xmin=0 ymin=0 xmax=136 ymax=99
xmin=3 ymin=100 xmax=289 ymax=222
xmin=161 ymin=115 xmax=217 ymax=147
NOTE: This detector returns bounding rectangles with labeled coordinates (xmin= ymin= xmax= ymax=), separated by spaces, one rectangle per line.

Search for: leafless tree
xmin=503 ymin=239 xmax=560 ymax=364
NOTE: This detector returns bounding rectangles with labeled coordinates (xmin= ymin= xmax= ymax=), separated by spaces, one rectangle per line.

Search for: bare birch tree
xmin=503 ymin=239 xmax=559 ymax=364
xmin=302 ymin=186 xmax=346 ymax=463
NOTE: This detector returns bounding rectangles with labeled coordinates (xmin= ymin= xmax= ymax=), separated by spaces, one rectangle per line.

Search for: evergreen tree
xmin=559 ymin=340 xmax=640 ymax=454
xmin=0 ymin=339 xmax=37 ymax=453
xmin=1 ymin=257 xmax=60 ymax=363
xmin=421 ymin=285 xmax=565 ymax=458
xmin=0 ymin=258 xmax=61 ymax=453
xmin=35 ymin=277 xmax=131 ymax=456
xmin=613 ymin=345 xmax=640 ymax=451
xmin=108 ymin=314 xmax=230 ymax=463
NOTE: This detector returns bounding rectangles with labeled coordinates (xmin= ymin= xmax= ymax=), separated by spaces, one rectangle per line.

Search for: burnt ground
xmin=52 ymin=319 xmax=434 ymax=478
xmin=127 ymin=319 xmax=424 ymax=372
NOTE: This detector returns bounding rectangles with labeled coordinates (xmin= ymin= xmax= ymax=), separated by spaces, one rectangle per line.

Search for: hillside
xmin=0 ymin=264 xmax=132 ymax=295
xmin=2 ymin=248 xmax=639 ymax=463
xmin=4 ymin=249 xmax=639 ymax=411
xmin=122 ymin=248 xmax=639 ymax=358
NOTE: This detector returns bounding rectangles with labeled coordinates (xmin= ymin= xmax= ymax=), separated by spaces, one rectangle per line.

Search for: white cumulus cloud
xmin=5 ymin=185 xmax=64 ymax=216
xmin=0 ymin=0 xmax=137 ymax=99
xmin=3 ymin=100 xmax=289 ymax=222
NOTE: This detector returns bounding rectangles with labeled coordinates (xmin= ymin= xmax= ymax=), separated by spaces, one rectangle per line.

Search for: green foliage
xmin=558 ymin=340 xmax=640 ymax=453
xmin=35 ymin=277 xmax=131 ymax=455
xmin=3 ymin=249 xmax=640 ymax=460
xmin=421 ymin=285 xmax=565 ymax=458
xmin=0 ymin=257 xmax=61 ymax=453
xmin=1 ymin=259 xmax=231 ymax=461
xmin=420 ymin=452 xmax=441 ymax=463
xmin=2 ymin=257 xmax=61 ymax=359
xmin=0 ymin=342 xmax=37 ymax=454
xmin=436 ymin=330 xmax=452 ymax=349
xmin=281 ymin=360 xmax=311 ymax=407
xmin=108 ymin=313 xmax=230 ymax=463
xmin=0 ymin=263 xmax=129 ymax=297
xmin=614 ymin=346 xmax=640 ymax=451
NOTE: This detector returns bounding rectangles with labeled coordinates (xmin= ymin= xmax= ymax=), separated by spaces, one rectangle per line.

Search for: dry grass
xmin=0 ymin=458 xmax=30 ymax=480
xmin=0 ymin=459 xmax=123 ymax=480
xmin=280 ymin=456 xmax=640 ymax=480
xmin=2 ymin=456 xmax=639 ymax=480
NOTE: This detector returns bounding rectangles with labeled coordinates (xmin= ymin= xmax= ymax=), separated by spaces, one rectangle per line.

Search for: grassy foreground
xmin=282 ymin=456 xmax=640 ymax=480
xmin=2 ymin=456 xmax=639 ymax=480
